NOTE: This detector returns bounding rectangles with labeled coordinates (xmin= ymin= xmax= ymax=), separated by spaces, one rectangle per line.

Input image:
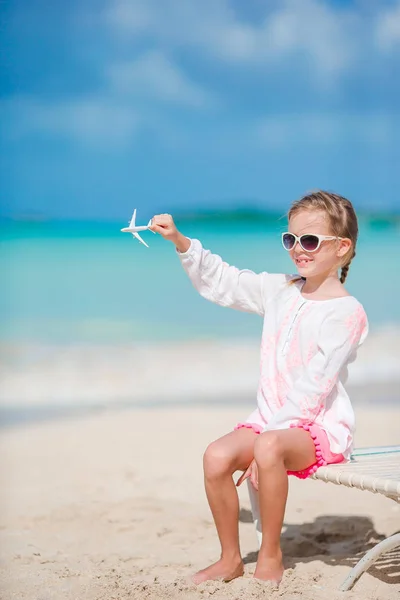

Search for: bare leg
xmin=253 ymin=428 xmax=316 ymax=582
xmin=192 ymin=428 xmax=257 ymax=585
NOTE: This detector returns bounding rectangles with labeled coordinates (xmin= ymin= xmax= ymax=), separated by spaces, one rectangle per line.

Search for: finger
xmin=151 ymin=216 xmax=165 ymax=226
xmin=250 ymin=466 xmax=258 ymax=491
xmin=236 ymin=468 xmax=251 ymax=487
xmin=155 ymin=214 xmax=172 ymax=225
xmin=149 ymin=224 xmax=164 ymax=234
xmin=236 ymin=473 xmax=244 ymax=487
xmin=150 ymin=216 xmax=169 ymax=228
xmin=236 ymin=473 xmax=248 ymax=487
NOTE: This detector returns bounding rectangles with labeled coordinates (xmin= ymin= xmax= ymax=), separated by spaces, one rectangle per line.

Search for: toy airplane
xmin=120 ymin=209 xmax=155 ymax=248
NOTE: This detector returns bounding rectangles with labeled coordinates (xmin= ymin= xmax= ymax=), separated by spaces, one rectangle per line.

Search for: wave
xmin=1 ymin=326 xmax=399 ymax=410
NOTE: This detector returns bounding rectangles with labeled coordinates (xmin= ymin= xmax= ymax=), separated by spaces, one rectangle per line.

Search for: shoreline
xmin=1 ymin=328 xmax=399 ymax=413
xmin=1 ymin=379 xmax=399 ymax=430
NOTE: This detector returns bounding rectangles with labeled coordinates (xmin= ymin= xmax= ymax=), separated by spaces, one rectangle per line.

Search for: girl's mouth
xmin=295 ymin=257 xmax=313 ymax=267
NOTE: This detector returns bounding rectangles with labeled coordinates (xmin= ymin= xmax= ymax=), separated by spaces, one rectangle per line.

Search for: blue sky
xmin=1 ymin=0 xmax=400 ymax=220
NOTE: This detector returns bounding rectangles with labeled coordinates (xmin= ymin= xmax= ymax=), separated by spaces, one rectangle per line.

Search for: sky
xmin=1 ymin=0 xmax=400 ymax=220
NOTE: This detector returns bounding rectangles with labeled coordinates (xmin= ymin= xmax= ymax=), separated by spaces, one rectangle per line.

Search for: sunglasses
xmin=281 ymin=232 xmax=343 ymax=253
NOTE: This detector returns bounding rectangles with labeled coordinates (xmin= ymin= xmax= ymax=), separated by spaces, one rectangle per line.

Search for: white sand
xmin=0 ymin=405 xmax=399 ymax=599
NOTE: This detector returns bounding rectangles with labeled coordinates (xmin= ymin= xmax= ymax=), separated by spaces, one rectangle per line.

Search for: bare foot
xmin=192 ymin=558 xmax=244 ymax=585
xmin=253 ymin=552 xmax=284 ymax=584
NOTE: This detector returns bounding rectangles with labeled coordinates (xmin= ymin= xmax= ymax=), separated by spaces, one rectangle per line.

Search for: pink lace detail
xmin=257 ymin=296 xmax=316 ymax=412
xmin=260 ymin=295 xmax=298 ymax=409
xmin=306 ymin=338 xmax=317 ymax=364
xmin=259 ymin=334 xmax=280 ymax=411
xmin=346 ymin=306 xmax=367 ymax=344
xmin=286 ymin=303 xmax=314 ymax=372
xmin=299 ymin=382 xmax=333 ymax=420
xmin=276 ymin=295 xmax=299 ymax=349
xmin=282 ymin=305 xmax=367 ymax=423
xmin=234 ymin=422 xmax=263 ymax=435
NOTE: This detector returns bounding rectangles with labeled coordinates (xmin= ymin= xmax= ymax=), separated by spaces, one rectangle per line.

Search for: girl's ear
xmin=337 ymin=238 xmax=352 ymax=258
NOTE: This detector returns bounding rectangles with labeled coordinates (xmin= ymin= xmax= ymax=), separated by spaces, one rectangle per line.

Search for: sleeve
xmin=177 ymin=238 xmax=288 ymax=316
xmin=263 ymin=305 xmax=369 ymax=431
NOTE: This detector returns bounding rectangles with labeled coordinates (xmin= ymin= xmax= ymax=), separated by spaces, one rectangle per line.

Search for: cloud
xmin=1 ymin=50 xmax=216 ymax=148
xmin=2 ymin=97 xmax=140 ymax=147
xmin=375 ymin=2 xmax=400 ymax=50
xmin=255 ymin=113 xmax=395 ymax=149
xmin=262 ymin=1 xmax=358 ymax=77
xmin=104 ymin=0 xmax=360 ymax=83
xmin=3 ymin=1 xmax=399 ymax=151
xmin=107 ymin=51 xmax=216 ymax=108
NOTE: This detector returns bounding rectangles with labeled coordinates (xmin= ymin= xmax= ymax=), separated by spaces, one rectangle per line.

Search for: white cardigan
xmin=178 ymin=238 xmax=369 ymax=459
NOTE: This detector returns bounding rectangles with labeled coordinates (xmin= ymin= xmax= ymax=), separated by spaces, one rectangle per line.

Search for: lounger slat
xmin=352 ymin=445 xmax=400 ymax=457
xmin=312 ymin=453 xmax=400 ymax=501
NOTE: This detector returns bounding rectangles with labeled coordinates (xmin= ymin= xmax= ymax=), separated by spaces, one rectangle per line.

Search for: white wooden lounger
xmin=247 ymin=445 xmax=400 ymax=591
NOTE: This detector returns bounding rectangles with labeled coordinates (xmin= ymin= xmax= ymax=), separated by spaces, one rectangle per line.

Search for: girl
xmin=150 ymin=191 xmax=368 ymax=585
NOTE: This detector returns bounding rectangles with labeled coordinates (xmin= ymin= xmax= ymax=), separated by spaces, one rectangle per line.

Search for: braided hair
xmin=340 ymin=247 xmax=356 ymax=284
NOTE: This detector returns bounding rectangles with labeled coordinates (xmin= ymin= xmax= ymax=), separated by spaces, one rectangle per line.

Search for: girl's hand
xmin=236 ymin=459 xmax=258 ymax=491
xmin=150 ymin=213 xmax=179 ymax=241
xmin=150 ymin=213 xmax=190 ymax=253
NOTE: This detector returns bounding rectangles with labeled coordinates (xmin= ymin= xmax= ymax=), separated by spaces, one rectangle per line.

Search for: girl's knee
xmin=203 ymin=440 xmax=235 ymax=479
xmin=254 ymin=431 xmax=284 ymax=468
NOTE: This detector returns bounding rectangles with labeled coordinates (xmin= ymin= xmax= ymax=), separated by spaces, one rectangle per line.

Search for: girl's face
xmin=287 ymin=210 xmax=351 ymax=280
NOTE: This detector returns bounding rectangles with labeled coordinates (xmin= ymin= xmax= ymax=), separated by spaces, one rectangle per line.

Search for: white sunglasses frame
xmin=281 ymin=232 xmax=344 ymax=253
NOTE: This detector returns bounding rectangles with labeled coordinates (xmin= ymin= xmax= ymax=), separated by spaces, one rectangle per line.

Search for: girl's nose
xmin=292 ymin=241 xmax=301 ymax=253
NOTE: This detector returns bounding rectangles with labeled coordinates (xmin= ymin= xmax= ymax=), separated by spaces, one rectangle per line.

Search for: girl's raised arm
xmin=150 ymin=214 xmax=287 ymax=317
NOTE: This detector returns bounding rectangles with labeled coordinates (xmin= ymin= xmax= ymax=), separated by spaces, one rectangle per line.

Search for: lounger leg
xmin=340 ymin=532 xmax=400 ymax=592
xmin=247 ymin=479 xmax=263 ymax=548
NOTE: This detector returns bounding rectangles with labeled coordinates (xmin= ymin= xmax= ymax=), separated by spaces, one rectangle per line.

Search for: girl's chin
xmin=295 ymin=264 xmax=313 ymax=273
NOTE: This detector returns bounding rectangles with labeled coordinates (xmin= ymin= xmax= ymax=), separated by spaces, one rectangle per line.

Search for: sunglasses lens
xmin=282 ymin=233 xmax=296 ymax=250
xmin=300 ymin=235 xmax=319 ymax=252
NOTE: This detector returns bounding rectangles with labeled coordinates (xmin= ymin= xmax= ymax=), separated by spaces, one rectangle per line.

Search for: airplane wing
xmin=133 ymin=231 xmax=149 ymax=248
xmin=128 ymin=209 xmax=137 ymax=229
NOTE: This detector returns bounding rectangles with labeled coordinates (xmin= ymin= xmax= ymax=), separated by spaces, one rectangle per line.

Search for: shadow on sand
xmin=239 ymin=508 xmax=400 ymax=586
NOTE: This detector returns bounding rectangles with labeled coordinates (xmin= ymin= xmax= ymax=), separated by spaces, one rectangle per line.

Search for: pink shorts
xmin=234 ymin=421 xmax=344 ymax=479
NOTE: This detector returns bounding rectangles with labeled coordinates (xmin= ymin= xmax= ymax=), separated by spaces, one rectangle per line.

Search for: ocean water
xmin=1 ymin=217 xmax=399 ymax=344
xmin=1 ymin=217 xmax=399 ymax=415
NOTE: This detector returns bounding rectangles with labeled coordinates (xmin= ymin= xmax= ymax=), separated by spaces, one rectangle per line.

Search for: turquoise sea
xmin=1 ymin=214 xmax=399 ymax=420
xmin=1 ymin=215 xmax=399 ymax=344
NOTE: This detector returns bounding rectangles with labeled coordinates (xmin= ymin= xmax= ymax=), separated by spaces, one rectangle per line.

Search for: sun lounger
xmin=247 ymin=445 xmax=400 ymax=591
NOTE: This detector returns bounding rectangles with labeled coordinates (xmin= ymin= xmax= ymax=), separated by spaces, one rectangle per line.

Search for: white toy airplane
xmin=120 ymin=209 xmax=155 ymax=248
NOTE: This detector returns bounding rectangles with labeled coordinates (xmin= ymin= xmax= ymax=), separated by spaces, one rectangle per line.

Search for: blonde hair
xmin=288 ymin=190 xmax=358 ymax=284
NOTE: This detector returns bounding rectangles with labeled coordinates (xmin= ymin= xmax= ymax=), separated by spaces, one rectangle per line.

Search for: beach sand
xmin=0 ymin=402 xmax=399 ymax=600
